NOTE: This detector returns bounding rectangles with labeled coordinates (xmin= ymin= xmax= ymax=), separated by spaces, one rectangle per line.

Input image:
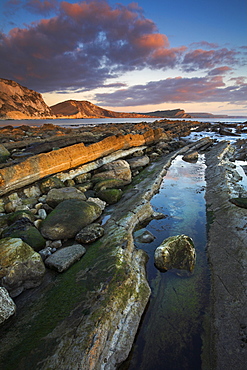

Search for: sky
xmin=0 ymin=0 xmax=246 ymax=115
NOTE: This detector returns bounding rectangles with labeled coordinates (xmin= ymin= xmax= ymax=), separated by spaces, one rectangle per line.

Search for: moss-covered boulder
xmin=92 ymin=159 xmax=132 ymax=184
xmin=2 ymin=219 xmax=46 ymax=252
xmin=0 ymin=238 xmax=45 ymax=297
xmin=0 ymin=144 xmax=10 ymax=163
xmin=97 ymin=188 xmax=123 ymax=204
xmin=154 ymin=234 xmax=196 ymax=273
xmin=40 ymin=199 xmax=102 ymax=240
xmin=93 ymin=178 xmax=127 ymax=192
xmin=39 ymin=176 xmax=65 ymax=194
xmin=6 ymin=210 xmax=35 ymax=225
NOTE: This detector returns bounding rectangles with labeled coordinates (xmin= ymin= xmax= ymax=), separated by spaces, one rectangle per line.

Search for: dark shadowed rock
xmin=2 ymin=219 xmax=46 ymax=252
xmin=40 ymin=199 xmax=102 ymax=240
xmin=44 ymin=244 xmax=86 ymax=272
xmin=229 ymin=197 xmax=247 ymax=209
xmin=75 ymin=223 xmax=104 ymax=244
xmin=39 ymin=176 xmax=65 ymax=194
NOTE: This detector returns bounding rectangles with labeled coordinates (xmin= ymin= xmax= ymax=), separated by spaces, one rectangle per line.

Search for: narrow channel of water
xmin=120 ymin=155 xmax=210 ymax=370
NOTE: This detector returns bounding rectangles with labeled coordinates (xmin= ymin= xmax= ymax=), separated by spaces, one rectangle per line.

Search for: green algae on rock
xmin=229 ymin=197 xmax=247 ymax=209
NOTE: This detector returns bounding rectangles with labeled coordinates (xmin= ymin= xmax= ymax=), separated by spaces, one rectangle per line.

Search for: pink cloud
xmin=96 ymin=76 xmax=247 ymax=106
xmin=183 ymin=48 xmax=238 ymax=72
xmin=208 ymin=66 xmax=232 ymax=76
xmin=0 ymin=0 xmax=185 ymax=92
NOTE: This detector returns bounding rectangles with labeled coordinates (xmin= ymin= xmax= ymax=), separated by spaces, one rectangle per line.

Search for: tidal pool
xmin=120 ymin=155 xmax=210 ymax=370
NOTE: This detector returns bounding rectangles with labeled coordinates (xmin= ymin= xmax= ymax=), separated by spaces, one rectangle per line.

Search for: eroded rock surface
xmin=0 ymin=287 xmax=16 ymax=324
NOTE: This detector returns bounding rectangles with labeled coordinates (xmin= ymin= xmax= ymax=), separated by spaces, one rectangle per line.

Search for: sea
xmin=1 ymin=116 xmax=246 ymax=141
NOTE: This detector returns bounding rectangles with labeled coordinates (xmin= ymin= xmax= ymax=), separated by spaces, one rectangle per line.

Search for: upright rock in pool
xmin=154 ymin=234 xmax=196 ymax=273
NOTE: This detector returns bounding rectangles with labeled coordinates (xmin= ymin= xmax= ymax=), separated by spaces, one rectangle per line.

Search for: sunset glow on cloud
xmin=0 ymin=0 xmax=246 ymax=115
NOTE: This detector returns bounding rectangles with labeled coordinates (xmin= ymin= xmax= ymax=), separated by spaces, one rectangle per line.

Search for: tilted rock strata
xmin=0 ymin=128 xmax=163 ymax=195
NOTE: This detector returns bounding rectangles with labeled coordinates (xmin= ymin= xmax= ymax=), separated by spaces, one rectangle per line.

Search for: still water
xmin=120 ymin=155 xmax=210 ymax=370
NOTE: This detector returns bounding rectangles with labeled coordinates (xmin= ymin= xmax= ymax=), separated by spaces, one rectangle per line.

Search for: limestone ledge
xmin=0 ymin=128 xmax=163 ymax=195
xmin=204 ymin=142 xmax=247 ymax=370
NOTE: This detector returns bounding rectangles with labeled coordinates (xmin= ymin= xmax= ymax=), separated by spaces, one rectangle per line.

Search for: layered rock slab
xmin=204 ymin=142 xmax=247 ymax=369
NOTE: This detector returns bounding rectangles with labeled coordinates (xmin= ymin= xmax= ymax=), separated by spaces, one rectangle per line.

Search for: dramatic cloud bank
xmin=1 ymin=0 xmax=185 ymax=92
xmin=96 ymin=76 xmax=247 ymax=106
xmin=1 ymin=0 xmax=246 ymax=109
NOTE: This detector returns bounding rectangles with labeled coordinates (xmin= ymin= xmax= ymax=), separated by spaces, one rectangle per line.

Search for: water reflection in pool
xmin=120 ymin=155 xmax=210 ymax=370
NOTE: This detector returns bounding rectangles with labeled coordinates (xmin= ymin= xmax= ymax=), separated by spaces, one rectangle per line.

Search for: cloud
xmin=190 ymin=41 xmax=219 ymax=49
xmin=4 ymin=0 xmax=58 ymax=15
xmin=95 ymin=76 xmax=247 ymax=106
xmin=207 ymin=66 xmax=232 ymax=76
xmin=182 ymin=48 xmax=238 ymax=72
xmin=0 ymin=0 xmax=185 ymax=92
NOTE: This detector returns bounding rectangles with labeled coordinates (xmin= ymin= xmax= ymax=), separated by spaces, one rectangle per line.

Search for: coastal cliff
xmin=50 ymin=99 xmax=150 ymax=119
xmin=0 ymin=78 xmax=54 ymax=119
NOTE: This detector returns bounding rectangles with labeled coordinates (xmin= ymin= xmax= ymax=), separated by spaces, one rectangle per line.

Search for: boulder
xmin=126 ymin=155 xmax=150 ymax=169
xmin=75 ymin=223 xmax=104 ymax=244
xmin=40 ymin=199 xmax=102 ymax=240
xmin=97 ymin=188 xmax=123 ymax=205
xmin=45 ymin=244 xmax=86 ymax=272
xmin=93 ymin=178 xmax=126 ymax=192
xmin=154 ymin=234 xmax=196 ymax=273
xmin=2 ymin=219 xmax=46 ymax=252
xmin=0 ymin=287 xmax=16 ymax=324
xmin=134 ymin=229 xmax=155 ymax=243
xmin=182 ymin=151 xmax=199 ymax=163
xmin=92 ymin=159 xmax=131 ymax=184
xmin=87 ymin=197 xmax=106 ymax=211
xmin=0 ymin=238 xmax=46 ymax=297
xmin=46 ymin=187 xmax=86 ymax=208
xmin=39 ymin=176 xmax=65 ymax=194
xmin=74 ymin=173 xmax=92 ymax=184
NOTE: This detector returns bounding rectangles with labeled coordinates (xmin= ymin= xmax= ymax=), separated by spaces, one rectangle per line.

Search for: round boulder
xmin=40 ymin=199 xmax=102 ymax=240
xmin=154 ymin=234 xmax=196 ymax=273
xmin=46 ymin=187 xmax=86 ymax=208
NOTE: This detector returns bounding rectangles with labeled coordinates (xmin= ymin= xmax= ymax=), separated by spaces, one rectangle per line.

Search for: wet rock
xmin=0 ymin=144 xmax=10 ymax=163
xmin=126 ymin=155 xmax=150 ymax=169
xmin=154 ymin=234 xmax=196 ymax=273
xmin=75 ymin=181 xmax=93 ymax=192
xmin=87 ymin=197 xmax=106 ymax=211
xmin=39 ymin=176 xmax=65 ymax=194
xmin=97 ymin=188 xmax=123 ymax=204
xmin=92 ymin=159 xmax=132 ymax=184
xmin=44 ymin=244 xmax=86 ymax=272
xmin=134 ymin=229 xmax=155 ymax=243
xmin=46 ymin=187 xmax=86 ymax=208
xmin=182 ymin=151 xmax=199 ymax=163
xmin=76 ymin=223 xmax=104 ymax=244
xmin=93 ymin=178 xmax=126 ymax=192
xmin=0 ymin=238 xmax=46 ymax=297
xmin=2 ymin=219 xmax=46 ymax=252
xmin=229 ymin=198 xmax=247 ymax=209
xmin=40 ymin=199 xmax=102 ymax=240
xmin=74 ymin=173 xmax=92 ymax=184
xmin=0 ymin=287 xmax=16 ymax=324
xmin=6 ymin=210 xmax=35 ymax=225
